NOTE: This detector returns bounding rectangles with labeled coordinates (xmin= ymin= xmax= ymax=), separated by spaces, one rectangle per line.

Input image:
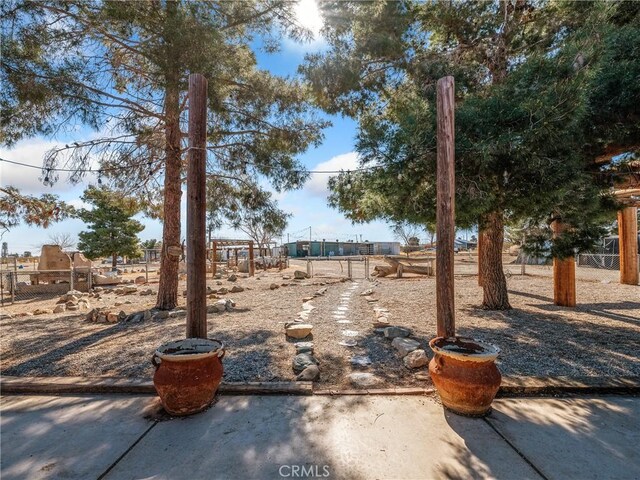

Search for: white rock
xmin=348 ymin=372 xmax=380 ymax=387
xmin=403 ymin=349 xmax=429 ymax=369
xmin=285 ymin=323 xmax=312 ymax=339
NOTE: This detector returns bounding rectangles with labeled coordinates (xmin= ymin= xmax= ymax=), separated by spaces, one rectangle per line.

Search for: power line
xmin=0 ymin=157 xmax=378 ymax=175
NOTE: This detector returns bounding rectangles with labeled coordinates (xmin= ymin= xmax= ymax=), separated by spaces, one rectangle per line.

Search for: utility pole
xmin=186 ymin=73 xmax=208 ymax=339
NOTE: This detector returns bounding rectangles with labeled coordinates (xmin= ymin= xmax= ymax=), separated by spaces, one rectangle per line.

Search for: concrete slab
xmin=488 ymin=396 xmax=640 ymax=480
xmin=105 ymin=395 xmax=541 ymax=480
xmin=0 ymin=395 xmax=153 ymax=480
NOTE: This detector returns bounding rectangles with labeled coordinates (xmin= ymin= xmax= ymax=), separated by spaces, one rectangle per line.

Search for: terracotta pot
xmin=152 ymin=338 xmax=225 ymax=416
xmin=429 ymin=336 xmax=501 ymax=417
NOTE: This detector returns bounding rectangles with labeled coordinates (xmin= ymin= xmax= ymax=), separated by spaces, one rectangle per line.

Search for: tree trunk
xmin=156 ymin=3 xmax=182 ymax=310
xmin=480 ymin=211 xmax=511 ymax=310
xmin=112 ymin=254 xmax=117 ymax=271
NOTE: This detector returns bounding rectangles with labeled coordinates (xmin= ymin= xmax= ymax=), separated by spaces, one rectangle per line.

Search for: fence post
xmin=11 ymin=271 xmax=16 ymax=304
xmin=306 ymin=259 xmax=311 ymax=278
xmin=347 ymin=258 xmax=352 ymax=279
xmin=88 ymin=266 xmax=93 ymax=290
xmin=145 ymin=254 xmax=149 ymax=284
xmin=365 ymin=257 xmax=370 ymax=280
xmin=521 ymin=257 xmax=526 ymax=275
xmin=70 ymin=261 xmax=75 ymax=291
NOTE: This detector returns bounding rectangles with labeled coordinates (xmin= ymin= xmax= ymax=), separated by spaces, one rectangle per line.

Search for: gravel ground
xmin=1 ymin=261 xmax=638 ymax=388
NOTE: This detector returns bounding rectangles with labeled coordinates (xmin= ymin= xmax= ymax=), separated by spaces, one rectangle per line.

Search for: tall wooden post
xmin=552 ymin=220 xmax=576 ymax=307
xmin=248 ymin=241 xmax=255 ymax=277
xmin=186 ymin=73 xmax=208 ymax=339
xmin=436 ymin=76 xmax=456 ymax=338
xmin=618 ymin=206 xmax=639 ymax=285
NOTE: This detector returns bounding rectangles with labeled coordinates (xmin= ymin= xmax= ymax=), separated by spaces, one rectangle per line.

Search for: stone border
xmin=3 ymin=376 xmax=638 ymax=397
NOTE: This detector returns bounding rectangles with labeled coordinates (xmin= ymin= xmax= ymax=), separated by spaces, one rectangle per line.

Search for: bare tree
xmin=392 ymin=222 xmax=422 ymax=254
xmin=46 ymin=232 xmax=76 ymax=251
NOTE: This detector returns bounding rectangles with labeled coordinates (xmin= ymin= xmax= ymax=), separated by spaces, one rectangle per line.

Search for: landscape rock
xmin=33 ymin=308 xmax=53 ymax=315
xmin=153 ymin=310 xmax=170 ymax=320
xmin=134 ymin=275 xmax=146 ymax=285
xmin=122 ymin=285 xmax=138 ymax=295
xmin=52 ymin=304 xmax=66 ymax=314
xmin=227 ymin=274 xmax=237 ymax=282
xmin=350 ymin=355 xmax=372 ymax=368
xmin=294 ymin=342 xmax=314 ymax=354
xmin=296 ymin=365 xmax=320 ymax=381
xmin=292 ymin=353 xmax=319 ymax=373
xmin=282 ymin=275 xmax=291 ymax=280
xmin=67 ymin=305 xmax=79 ymax=311
xmin=294 ymin=270 xmax=309 ymax=280
xmin=384 ymin=326 xmax=411 ymax=339
xmin=348 ymin=372 xmax=380 ymax=388
xmin=230 ymin=285 xmax=244 ymax=293
xmin=269 ymin=283 xmax=279 ymax=290
xmin=403 ymin=349 xmax=429 ymax=369
xmin=217 ymin=287 xmax=228 ymax=295
xmin=392 ymin=337 xmax=421 ymax=357
xmin=285 ymin=323 xmax=313 ymax=339
xmin=360 ymin=289 xmax=374 ymax=296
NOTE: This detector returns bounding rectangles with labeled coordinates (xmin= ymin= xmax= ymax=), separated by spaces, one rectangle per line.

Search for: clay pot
xmin=152 ymin=338 xmax=225 ymax=416
xmin=428 ymin=336 xmax=501 ymax=417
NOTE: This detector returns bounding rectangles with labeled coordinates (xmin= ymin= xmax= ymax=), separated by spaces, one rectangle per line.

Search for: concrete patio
xmin=1 ymin=394 xmax=638 ymax=479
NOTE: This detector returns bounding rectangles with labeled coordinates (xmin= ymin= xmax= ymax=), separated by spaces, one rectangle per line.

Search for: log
xmin=373 ymin=257 xmax=433 ymax=277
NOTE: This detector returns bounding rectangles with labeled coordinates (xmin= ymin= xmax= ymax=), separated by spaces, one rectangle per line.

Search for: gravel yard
xmin=1 ymin=260 xmax=638 ymax=389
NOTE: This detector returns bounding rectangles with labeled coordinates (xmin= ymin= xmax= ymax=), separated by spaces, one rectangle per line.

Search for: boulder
xmin=53 ymin=304 xmax=66 ymax=314
xmin=403 ymin=349 xmax=429 ymax=369
xmin=285 ymin=323 xmax=312 ymax=339
xmin=392 ymin=337 xmax=421 ymax=357
xmin=292 ymin=353 xmax=319 ymax=373
xmin=134 ymin=275 xmax=146 ymax=285
xmin=296 ymin=365 xmax=320 ymax=381
xmin=383 ymin=326 xmax=411 ymax=339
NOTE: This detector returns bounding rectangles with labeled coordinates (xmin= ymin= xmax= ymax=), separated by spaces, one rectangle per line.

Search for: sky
xmin=0 ymin=0 xmax=394 ymax=256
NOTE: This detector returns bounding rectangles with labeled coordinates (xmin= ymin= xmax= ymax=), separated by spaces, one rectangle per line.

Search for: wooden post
xmin=552 ymin=220 xmax=576 ymax=307
xmin=618 ymin=206 xmax=639 ymax=285
xmin=248 ymin=241 xmax=255 ymax=277
xmin=436 ymin=76 xmax=456 ymax=337
xmin=211 ymin=241 xmax=217 ymax=277
xmin=477 ymin=228 xmax=484 ymax=286
xmin=436 ymin=76 xmax=456 ymax=338
xmin=186 ymin=73 xmax=208 ymax=339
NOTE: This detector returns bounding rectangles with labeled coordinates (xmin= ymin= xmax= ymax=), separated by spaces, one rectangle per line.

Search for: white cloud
xmin=0 ymin=138 xmax=61 ymax=193
xmin=304 ymin=151 xmax=360 ymax=198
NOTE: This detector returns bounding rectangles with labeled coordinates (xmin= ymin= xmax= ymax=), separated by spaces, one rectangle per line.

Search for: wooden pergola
xmin=554 ymin=154 xmax=639 ymax=306
xmin=209 ymin=239 xmax=255 ymax=277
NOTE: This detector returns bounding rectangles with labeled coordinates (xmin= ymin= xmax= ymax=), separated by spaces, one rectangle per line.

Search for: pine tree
xmin=2 ymin=0 xmax=326 ymax=309
xmin=304 ymin=0 xmax=638 ymax=309
xmin=77 ymin=186 xmax=144 ymax=269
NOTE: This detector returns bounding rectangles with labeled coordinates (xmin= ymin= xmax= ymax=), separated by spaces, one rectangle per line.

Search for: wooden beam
xmin=552 ymin=221 xmax=576 ymax=307
xmin=436 ymin=76 xmax=456 ymax=338
xmin=618 ymin=206 xmax=639 ymax=285
xmin=186 ymin=73 xmax=208 ymax=339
